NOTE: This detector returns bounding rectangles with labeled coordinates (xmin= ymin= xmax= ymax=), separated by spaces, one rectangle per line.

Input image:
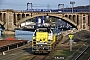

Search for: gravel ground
xmin=73 ymin=30 xmax=90 ymax=42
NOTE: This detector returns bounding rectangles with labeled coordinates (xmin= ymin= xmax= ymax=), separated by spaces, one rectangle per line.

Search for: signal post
xmin=68 ymin=34 xmax=74 ymax=51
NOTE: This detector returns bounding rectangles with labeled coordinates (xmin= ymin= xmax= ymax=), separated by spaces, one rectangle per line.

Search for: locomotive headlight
xmin=48 ymin=36 xmax=53 ymax=40
xmin=48 ymin=34 xmax=51 ymax=36
xmin=32 ymin=36 xmax=35 ymax=39
xmin=41 ymin=45 xmax=43 ymax=46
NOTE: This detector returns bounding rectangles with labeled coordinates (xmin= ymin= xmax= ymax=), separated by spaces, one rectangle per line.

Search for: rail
xmin=88 ymin=57 xmax=90 ymax=60
xmin=74 ymin=44 xmax=90 ymax=60
xmin=29 ymin=55 xmax=48 ymax=60
xmin=0 ymin=42 xmax=32 ymax=60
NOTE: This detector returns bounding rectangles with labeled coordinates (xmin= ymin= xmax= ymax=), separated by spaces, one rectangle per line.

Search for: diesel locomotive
xmin=32 ymin=27 xmax=62 ymax=53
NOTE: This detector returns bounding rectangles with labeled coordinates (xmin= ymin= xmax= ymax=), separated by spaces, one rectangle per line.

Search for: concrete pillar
xmin=5 ymin=12 xmax=8 ymax=30
xmin=17 ymin=44 xmax=18 ymax=48
xmin=0 ymin=13 xmax=2 ymax=21
xmin=2 ymin=13 xmax=4 ymax=21
xmin=69 ymin=15 xmax=73 ymax=21
xmin=81 ymin=14 xmax=89 ymax=30
xmin=20 ymin=14 xmax=22 ymax=20
xmin=75 ymin=15 xmax=77 ymax=24
xmin=77 ymin=14 xmax=83 ymax=30
xmin=15 ymin=14 xmax=17 ymax=23
xmin=85 ymin=15 xmax=89 ymax=30
xmin=71 ymin=15 xmax=73 ymax=21
xmin=82 ymin=15 xmax=85 ymax=30
xmin=73 ymin=15 xmax=75 ymax=22
xmin=25 ymin=14 xmax=26 ymax=17
xmin=67 ymin=15 xmax=69 ymax=18
xmin=3 ymin=13 xmax=6 ymax=24
xmin=8 ymin=46 xmax=9 ymax=51
xmin=5 ymin=12 xmax=15 ymax=30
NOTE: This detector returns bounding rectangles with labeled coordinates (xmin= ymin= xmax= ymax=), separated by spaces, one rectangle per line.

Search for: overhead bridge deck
xmin=0 ymin=40 xmax=28 ymax=52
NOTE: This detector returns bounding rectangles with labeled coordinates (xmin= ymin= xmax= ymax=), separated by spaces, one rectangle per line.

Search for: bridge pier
xmin=4 ymin=11 xmax=15 ymax=31
xmin=77 ymin=14 xmax=89 ymax=30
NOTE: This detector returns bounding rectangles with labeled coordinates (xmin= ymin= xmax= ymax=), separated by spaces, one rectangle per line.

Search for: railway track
xmin=0 ymin=33 xmax=63 ymax=60
xmin=74 ymin=44 xmax=90 ymax=60
xmin=30 ymin=55 xmax=48 ymax=60
xmin=88 ymin=57 xmax=90 ymax=60
xmin=0 ymin=42 xmax=32 ymax=60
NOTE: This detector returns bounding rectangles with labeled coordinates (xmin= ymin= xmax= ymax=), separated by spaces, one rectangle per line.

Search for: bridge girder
xmin=16 ymin=14 xmax=47 ymax=25
xmin=16 ymin=13 xmax=77 ymax=27
xmin=48 ymin=14 xmax=77 ymax=26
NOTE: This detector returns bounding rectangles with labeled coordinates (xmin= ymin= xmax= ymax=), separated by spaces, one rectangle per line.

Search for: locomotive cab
xmin=32 ymin=27 xmax=56 ymax=53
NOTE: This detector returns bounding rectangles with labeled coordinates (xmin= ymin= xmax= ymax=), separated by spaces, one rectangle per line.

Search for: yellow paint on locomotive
xmin=49 ymin=35 xmax=56 ymax=45
xmin=36 ymin=32 xmax=48 ymax=42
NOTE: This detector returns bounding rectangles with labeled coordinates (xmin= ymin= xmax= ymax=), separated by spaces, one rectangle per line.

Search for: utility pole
xmin=58 ymin=4 xmax=60 ymax=9
xmin=27 ymin=2 xmax=29 ymax=10
xmin=70 ymin=1 xmax=75 ymax=13
xmin=30 ymin=3 xmax=33 ymax=9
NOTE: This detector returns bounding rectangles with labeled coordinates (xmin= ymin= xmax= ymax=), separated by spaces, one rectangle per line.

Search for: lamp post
xmin=58 ymin=4 xmax=60 ymax=9
xmin=30 ymin=3 xmax=33 ymax=9
xmin=58 ymin=4 xmax=64 ymax=12
xmin=70 ymin=1 xmax=75 ymax=13
xmin=27 ymin=2 xmax=32 ymax=10
xmin=27 ymin=2 xmax=29 ymax=10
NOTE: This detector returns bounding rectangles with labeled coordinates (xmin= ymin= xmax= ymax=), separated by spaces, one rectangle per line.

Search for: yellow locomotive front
xmin=32 ymin=27 xmax=56 ymax=53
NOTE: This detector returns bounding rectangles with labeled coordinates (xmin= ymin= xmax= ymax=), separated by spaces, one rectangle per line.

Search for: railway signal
xmin=68 ymin=34 xmax=74 ymax=40
xmin=68 ymin=34 xmax=74 ymax=51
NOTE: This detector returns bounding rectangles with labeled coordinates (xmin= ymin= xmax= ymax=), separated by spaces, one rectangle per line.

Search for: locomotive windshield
xmin=33 ymin=28 xmax=52 ymax=36
xmin=37 ymin=29 xmax=47 ymax=32
xmin=36 ymin=28 xmax=51 ymax=33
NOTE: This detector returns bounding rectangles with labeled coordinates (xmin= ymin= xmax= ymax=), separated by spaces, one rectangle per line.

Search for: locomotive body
xmin=32 ymin=27 xmax=56 ymax=53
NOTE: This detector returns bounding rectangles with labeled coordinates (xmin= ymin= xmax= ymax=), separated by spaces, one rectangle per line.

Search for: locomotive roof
xmin=36 ymin=26 xmax=51 ymax=29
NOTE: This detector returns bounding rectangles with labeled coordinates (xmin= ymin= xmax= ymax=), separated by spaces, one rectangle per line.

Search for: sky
xmin=0 ymin=0 xmax=89 ymax=10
